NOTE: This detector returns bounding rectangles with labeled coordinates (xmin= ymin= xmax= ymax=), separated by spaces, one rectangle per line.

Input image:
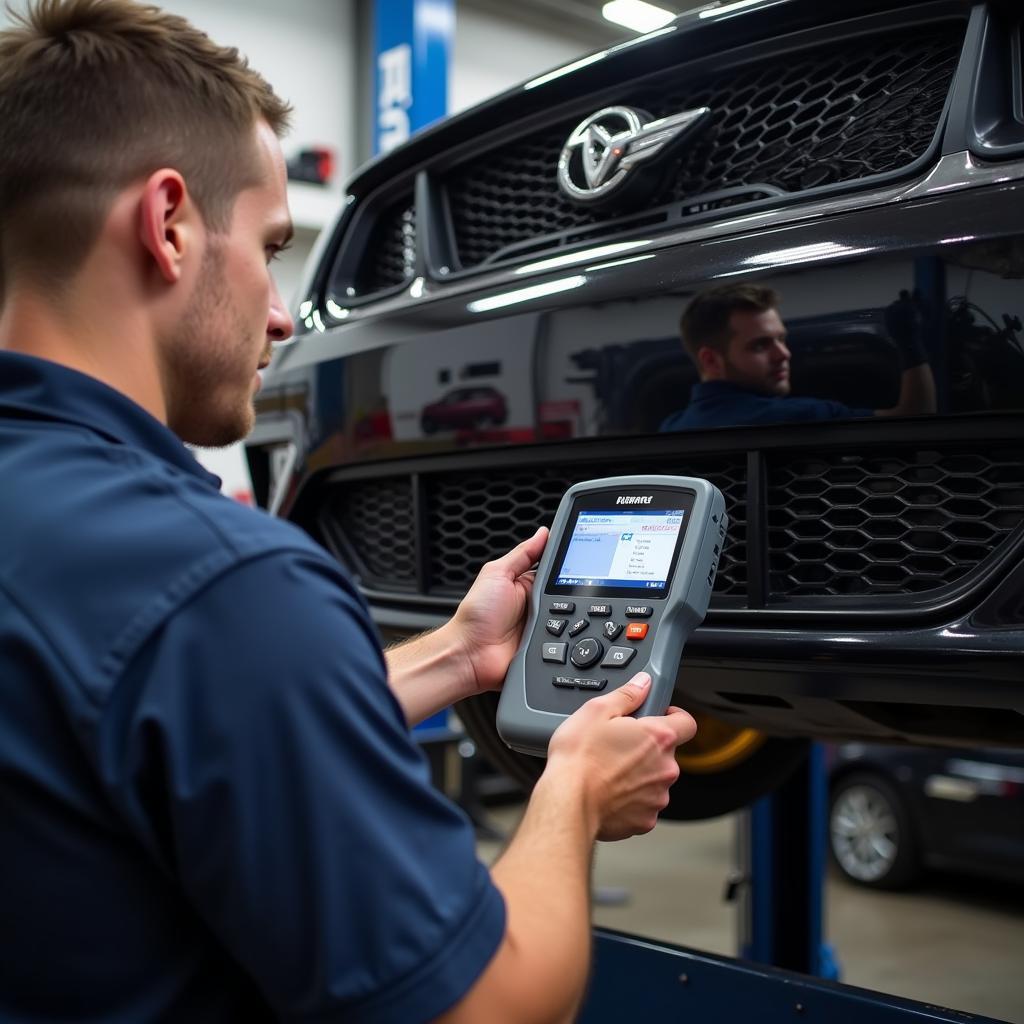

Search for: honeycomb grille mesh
xmin=331 ymin=477 xmax=416 ymax=588
xmin=328 ymin=442 xmax=1024 ymax=606
xmin=356 ymin=195 xmax=416 ymax=295
xmin=446 ymin=24 xmax=963 ymax=269
xmin=767 ymin=447 xmax=1024 ymax=596
xmin=427 ymin=459 xmax=746 ymax=596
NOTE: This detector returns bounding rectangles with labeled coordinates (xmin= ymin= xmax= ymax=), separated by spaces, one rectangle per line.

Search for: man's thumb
xmin=591 ymin=672 xmax=651 ymax=718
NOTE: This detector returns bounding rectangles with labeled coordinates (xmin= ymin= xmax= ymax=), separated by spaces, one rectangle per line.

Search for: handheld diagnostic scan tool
xmin=497 ymin=476 xmax=727 ymax=757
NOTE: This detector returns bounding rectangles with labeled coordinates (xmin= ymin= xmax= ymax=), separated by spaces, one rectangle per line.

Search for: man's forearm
xmin=879 ymin=363 xmax=937 ymax=417
xmin=384 ymin=623 xmax=476 ymax=726
xmin=437 ymin=768 xmax=598 ymax=1024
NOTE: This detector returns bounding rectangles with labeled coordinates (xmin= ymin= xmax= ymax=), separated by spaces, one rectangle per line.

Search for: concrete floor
xmin=477 ymin=808 xmax=1024 ymax=1023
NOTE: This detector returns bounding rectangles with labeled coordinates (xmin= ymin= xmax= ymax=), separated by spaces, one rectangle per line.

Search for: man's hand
xmin=884 ymin=289 xmax=927 ymax=369
xmin=450 ymin=526 xmax=549 ymax=694
xmin=547 ymin=672 xmax=697 ymax=841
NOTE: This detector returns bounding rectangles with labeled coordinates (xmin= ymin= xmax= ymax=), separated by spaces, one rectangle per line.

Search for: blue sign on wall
xmin=373 ymin=0 xmax=453 ymax=156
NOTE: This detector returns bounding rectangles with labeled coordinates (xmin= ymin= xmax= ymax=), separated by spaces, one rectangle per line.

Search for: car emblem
xmin=557 ymin=105 xmax=711 ymax=206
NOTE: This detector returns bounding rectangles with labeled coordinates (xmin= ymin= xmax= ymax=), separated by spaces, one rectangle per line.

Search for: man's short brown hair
xmin=0 ymin=0 xmax=292 ymax=299
xmin=680 ymin=283 xmax=780 ymax=362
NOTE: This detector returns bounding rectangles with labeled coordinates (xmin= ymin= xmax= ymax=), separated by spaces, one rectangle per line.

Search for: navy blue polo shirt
xmin=660 ymin=380 xmax=874 ymax=431
xmin=0 ymin=352 xmax=504 ymax=1022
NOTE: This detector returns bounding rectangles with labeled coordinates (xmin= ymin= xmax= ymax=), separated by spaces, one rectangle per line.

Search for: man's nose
xmin=772 ymin=339 xmax=790 ymax=361
xmin=267 ymin=280 xmax=294 ymax=343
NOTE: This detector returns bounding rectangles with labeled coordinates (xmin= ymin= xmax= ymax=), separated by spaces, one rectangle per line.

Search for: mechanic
xmin=660 ymin=282 xmax=937 ymax=430
xmin=0 ymin=3 xmax=696 ymax=1022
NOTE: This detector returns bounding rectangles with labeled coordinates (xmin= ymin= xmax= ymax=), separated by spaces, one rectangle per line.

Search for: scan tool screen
xmin=553 ymin=508 xmax=687 ymax=591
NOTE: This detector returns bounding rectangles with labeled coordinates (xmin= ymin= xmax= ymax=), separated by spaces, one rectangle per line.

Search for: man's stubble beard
xmin=723 ymin=356 xmax=790 ymax=398
xmin=163 ymin=242 xmax=258 ymax=448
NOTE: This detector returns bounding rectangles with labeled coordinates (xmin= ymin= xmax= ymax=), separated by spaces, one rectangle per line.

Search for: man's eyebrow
xmin=746 ymin=331 xmax=787 ymax=345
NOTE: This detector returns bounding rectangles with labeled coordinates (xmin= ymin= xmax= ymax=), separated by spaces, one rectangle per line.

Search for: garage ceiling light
xmin=602 ymin=0 xmax=675 ymax=33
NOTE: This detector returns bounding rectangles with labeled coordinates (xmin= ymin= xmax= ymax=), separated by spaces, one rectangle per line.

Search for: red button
xmin=625 ymin=623 xmax=648 ymax=640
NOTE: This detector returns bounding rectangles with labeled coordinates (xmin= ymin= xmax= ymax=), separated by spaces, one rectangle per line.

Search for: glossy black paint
xmin=252 ymin=0 xmax=1024 ymax=752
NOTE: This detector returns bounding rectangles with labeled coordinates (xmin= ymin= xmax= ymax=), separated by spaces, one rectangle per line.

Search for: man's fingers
xmin=487 ymin=526 xmax=548 ymax=579
xmin=661 ymin=706 xmax=698 ymax=743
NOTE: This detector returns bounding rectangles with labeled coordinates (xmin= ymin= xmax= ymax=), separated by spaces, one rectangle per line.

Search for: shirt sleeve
xmin=100 ymin=548 xmax=505 ymax=1023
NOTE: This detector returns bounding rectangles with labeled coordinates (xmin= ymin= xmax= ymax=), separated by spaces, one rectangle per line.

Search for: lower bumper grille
xmin=321 ymin=434 xmax=1024 ymax=610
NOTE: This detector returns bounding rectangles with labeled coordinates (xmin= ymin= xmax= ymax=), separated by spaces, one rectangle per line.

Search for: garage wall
xmin=0 ymin=0 xmax=599 ymax=305
xmin=451 ymin=4 xmax=598 ymax=114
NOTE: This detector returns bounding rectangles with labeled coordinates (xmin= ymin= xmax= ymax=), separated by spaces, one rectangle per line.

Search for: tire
xmin=828 ymin=771 xmax=920 ymax=890
xmin=456 ymin=692 xmax=809 ymax=821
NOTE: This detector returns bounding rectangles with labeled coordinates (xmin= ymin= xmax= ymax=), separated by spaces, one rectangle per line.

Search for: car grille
xmin=445 ymin=22 xmax=965 ymax=270
xmin=355 ymin=193 xmax=416 ymax=294
xmin=767 ymin=446 xmax=1024 ymax=596
xmin=331 ymin=476 xmax=417 ymax=589
xmin=324 ymin=440 xmax=1024 ymax=607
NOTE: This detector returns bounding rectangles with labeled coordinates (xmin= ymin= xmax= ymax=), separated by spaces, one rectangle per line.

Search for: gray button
xmin=550 ymin=601 xmax=575 ymax=614
xmin=567 ymin=617 xmax=590 ymax=637
xmin=601 ymin=645 xmax=636 ymax=669
xmin=570 ymin=637 xmax=604 ymax=669
xmin=545 ymin=618 xmax=568 ymax=636
xmin=541 ymin=642 xmax=568 ymax=664
xmin=588 ymin=604 xmax=612 ymax=618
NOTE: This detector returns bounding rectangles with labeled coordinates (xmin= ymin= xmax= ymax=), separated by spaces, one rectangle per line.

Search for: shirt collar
xmin=691 ymin=379 xmax=752 ymax=400
xmin=0 ymin=351 xmax=222 ymax=489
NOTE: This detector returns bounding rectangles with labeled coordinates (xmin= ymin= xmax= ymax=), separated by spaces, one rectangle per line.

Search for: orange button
xmin=625 ymin=623 xmax=648 ymax=640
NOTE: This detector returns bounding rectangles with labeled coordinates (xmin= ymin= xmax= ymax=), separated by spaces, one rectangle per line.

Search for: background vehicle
xmin=420 ymin=385 xmax=508 ymax=433
xmin=252 ymin=0 xmax=1024 ymax=820
xmin=828 ymin=744 xmax=1024 ymax=889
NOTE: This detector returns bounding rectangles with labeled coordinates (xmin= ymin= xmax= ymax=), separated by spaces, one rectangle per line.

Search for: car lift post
xmin=741 ymin=742 xmax=837 ymax=978
xmin=578 ymin=742 xmax=1009 ymax=1022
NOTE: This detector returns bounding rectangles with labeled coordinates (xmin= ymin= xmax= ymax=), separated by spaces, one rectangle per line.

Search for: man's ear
xmin=697 ymin=345 xmax=725 ymax=380
xmin=138 ymin=169 xmax=194 ymax=284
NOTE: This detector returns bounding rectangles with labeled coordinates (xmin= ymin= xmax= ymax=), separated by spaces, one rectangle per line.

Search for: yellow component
xmin=676 ymin=713 xmax=766 ymax=774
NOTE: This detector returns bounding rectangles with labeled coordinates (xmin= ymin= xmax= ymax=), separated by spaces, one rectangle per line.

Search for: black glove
xmin=884 ymin=290 xmax=928 ymax=370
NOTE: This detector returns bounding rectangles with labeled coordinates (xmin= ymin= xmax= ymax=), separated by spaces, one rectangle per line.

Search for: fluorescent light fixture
xmin=326 ymin=299 xmax=350 ymax=319
xmin=515 ymin=239 xmax=651 ymax=276
xmin=467 ymin=276 xmax=587 ymax=313
xmin=603 ymin=0 xmax=674 ymax=33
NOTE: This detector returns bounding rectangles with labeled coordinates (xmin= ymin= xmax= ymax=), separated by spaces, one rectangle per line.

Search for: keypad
xmin=543 ymin=600 xmax=654 ymax=688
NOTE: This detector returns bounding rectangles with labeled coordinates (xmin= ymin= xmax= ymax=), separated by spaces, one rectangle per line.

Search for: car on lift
xmin=250 ymin=0 xmax=1024 ymax=821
